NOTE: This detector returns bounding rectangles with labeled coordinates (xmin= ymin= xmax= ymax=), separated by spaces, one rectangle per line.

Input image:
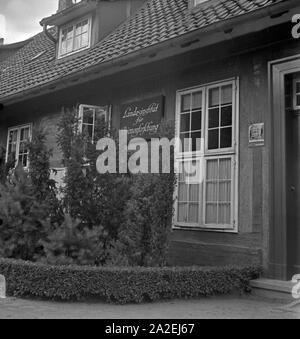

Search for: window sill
xmin=172 ymin=225 xmax=238 ymax=234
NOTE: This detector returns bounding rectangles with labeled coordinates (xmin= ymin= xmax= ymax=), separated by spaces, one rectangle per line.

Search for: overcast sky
xmin=0 ymin=0 xmax=57 ymax=44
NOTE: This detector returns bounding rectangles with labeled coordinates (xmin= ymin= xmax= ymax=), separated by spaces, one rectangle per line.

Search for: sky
xmin=0 ymin=0 xmax=57 ymax=44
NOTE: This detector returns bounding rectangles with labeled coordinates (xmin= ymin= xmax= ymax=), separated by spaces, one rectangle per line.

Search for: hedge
xmin=0 ymin=259 xmax=261 ymax=304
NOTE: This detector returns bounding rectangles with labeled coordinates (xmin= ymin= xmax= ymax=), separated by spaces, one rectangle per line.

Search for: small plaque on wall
xmin=249 ymin=123 xmax=265 ymax=146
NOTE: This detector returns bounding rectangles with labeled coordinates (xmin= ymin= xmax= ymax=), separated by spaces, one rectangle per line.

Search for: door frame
xmin=269 ymin=55 xmax=300 ymax=280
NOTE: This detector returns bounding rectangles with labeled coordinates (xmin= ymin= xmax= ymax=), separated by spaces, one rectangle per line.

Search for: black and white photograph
xmin=0 ymin=0 xmax=299 ymax=322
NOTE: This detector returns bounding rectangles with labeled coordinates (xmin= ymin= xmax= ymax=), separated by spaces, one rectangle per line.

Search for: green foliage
xmin=107 ymin=173 xmax=176 ymax=267
xmin=0 ymin=258 xmax=262 ymax=303
xmin=40 ymin=214 xmax=106 ymax=266
xmin=0 ymin=166 xmax=50 ymax=261
xmin=28 ymin=127 xmax=62 ymax=223
xmin=0 ymin=145 xmax=15 ymax=184
xmin=56 ymin=108 xmax=132 ymax=254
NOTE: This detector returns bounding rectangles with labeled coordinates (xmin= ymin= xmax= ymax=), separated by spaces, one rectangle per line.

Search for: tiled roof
xmin=0 ymin=0 xmax=285 ymax=101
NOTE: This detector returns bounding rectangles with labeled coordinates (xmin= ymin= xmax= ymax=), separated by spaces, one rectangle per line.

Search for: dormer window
xmin=58 ymin=16 xmax=91 ymax=58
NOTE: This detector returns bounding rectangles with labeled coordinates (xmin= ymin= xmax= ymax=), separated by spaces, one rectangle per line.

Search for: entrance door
xmin=286 ymin=74 xmax=300 ymax=279
xmin=270 ymin=57 xmax=300 ymax=281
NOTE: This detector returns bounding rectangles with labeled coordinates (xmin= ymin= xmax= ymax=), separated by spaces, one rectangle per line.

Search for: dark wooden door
xmin=286 ymin=108 xmax=300 ymax=279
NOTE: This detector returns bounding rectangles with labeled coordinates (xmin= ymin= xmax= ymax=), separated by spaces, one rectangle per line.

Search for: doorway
xmin=285 ymin=73 xmax=300 ymax=279
xmin=270 ymin=57 xmax=300 ymax=281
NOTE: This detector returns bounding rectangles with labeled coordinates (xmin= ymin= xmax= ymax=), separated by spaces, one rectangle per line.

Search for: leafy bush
xmin=28 ymin=127 xmax=62 ymax=223
xmin=0 ymin=145 xmax=15 ymax=184
xmin=107 ymin=173 xmax=176 ymax=267
xmin=0 ymin=129 xmax=61 ymax=261
xmin=0 ymin=258 xmax=261 ymax=303
xmin=40 ymin=214 xmax=106 ymax=266
xmin=57 ymin=108 xmax=131 ymax=243
xmin=0 ymin=166 xmax=50 ymax=261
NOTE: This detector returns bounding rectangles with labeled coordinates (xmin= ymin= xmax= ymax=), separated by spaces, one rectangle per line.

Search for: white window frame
xmin=79 ymin=104 xmax=111 ymax=143
xmin=58 ymin=16 xmax=92 ymax=59
xmin=174 ymin=78 xmax=239 ymax=233
xmin=293 ymin=77 xmax=300 ymax=110
xmin=6 ymin=124 xmax=32 ymax=169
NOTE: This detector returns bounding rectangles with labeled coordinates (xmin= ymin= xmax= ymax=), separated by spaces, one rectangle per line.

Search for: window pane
xmin=81 ymin=31 xmax=89 ymax=47
xmin=178 ymin=183 xmax=188 ymax=202
xmin=67 ymin=39 xmax=73 ymax=53
xmin=75 ymin=23 xmax=82 ymax=36
xmin=188 ymin=203 xmax=199 ymax=223
xmin=83 ymin=109 xmax=94 ymax=124
xmin=206 ymin=204 xmax=218 ymax=224
xmin=191 ymin=111 xmax=201 ymax=131
xmin=297 ymin=94 xmax=300 ymax=106
xmin=191 ymin=131 xmax=201 ymax=152
xmin=181 ymin=94 xmax=191 ymax=112
xmin=20 ymin=127 xmax=29 ymax=141
xmin=208 ymin=129 xmax=219 ymax=150
xmin=206 ymin=182 xmax=218 ymax=202
xmin=180 ymin=114 xmax=190 ymax=132
xmin=219 ymin=182 xmax=231 ymax=202
xmin=74 ymin=35 xmax=81 ymax=50
xmin=189 ymin=183 xmax=199 ymax=202
xmin=219 ymin=204 xmax=231 ymax=224
xmin=178 ymin=203 xmax=187 ymax=222
xmin=208 ymin=108 xmax=219 ymax=128
xmin=81 ymin=20 xmax=89 ymax=33
xmin=220 ymin=127 xmax=232 ymax=148
xmin=221 ymin=106 xmax=232 ymax=127
xmin=9 ymin=130 xmax=18 ymax=142
xmin=221 ymin=85 xmax=232 ymax=105
xmin=219 ymin=158 xmax=231 ymax=180
xmin=296 ymin=81 xmax=300 ymax=93
xmin=192 ymin=92 xmax=202 ymax=110
xmin=83 ymin=125 xmax=93 ymax=138
xmin=180 ymin=133 xmax=190 ymax=152
xmin=206 ymin=159 xmax=218 ymax=180
xmin=209 ymin=88 xmax=220 ymax=107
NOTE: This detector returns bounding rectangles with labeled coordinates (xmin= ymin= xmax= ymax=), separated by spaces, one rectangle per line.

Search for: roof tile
xmin=0 ymin=0 xmax=285 ymax=101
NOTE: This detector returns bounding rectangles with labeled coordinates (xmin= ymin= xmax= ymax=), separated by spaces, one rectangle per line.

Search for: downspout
xmin=43 ymin=24 xmax=57 ymax=43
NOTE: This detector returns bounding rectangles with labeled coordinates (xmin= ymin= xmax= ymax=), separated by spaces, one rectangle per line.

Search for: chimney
xmin=57 ymin=0 xmax=76 ymax=12
xmin=0 ymin=38 xmax=4 ymax=46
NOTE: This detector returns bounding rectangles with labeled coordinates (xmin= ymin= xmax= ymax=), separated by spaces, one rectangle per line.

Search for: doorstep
xmin=250 ymin=279 xmax=295 ymax=302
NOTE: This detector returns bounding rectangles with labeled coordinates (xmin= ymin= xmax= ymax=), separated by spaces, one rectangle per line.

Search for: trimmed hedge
xmin=0 ymin=259 xmax=261 ymax=304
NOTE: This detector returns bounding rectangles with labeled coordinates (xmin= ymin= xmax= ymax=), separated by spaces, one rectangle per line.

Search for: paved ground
xmin=0 ymin=295 xmax=299 ymax=319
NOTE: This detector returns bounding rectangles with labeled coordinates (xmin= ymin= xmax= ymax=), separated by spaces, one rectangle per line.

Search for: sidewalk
xmin=0 ymin=295 xmax=299 ymax=319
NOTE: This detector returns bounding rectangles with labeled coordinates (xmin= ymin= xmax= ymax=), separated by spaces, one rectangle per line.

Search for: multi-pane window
xmin=207 ymin=85 xmax=233 ymax=151
xmin=59 ymin=17 xmax=91 ymax=58
xmin=175 ymin=80 xmax=238 ymax=231
xmin=177 ymin=159 xmax=202 ymax=224
xmin=293 ymin=78 xmax=300 ymax=110
xmin=205 ymin=156 xmax=233 ymax=226
xmin=6 ymin=125 xmax=31 ymax=168
xmin=79 ymin=105 xmax=110 ymax=142
xmin=179 ymin=91 xmax=203 ymax=153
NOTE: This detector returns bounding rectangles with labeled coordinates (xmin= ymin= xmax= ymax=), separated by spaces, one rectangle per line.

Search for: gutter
xmin=1 ymin=0 xmax=299 ymax=105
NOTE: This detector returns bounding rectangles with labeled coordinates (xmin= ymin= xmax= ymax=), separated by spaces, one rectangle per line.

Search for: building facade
xmin=0 ymin=0 xmax=300 ymax=280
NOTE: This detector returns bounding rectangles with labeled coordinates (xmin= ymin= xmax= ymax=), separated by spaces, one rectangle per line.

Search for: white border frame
xmin=6 ymin=123 xmax=33 ymax=169
xmin=58 ymin=15 xmax=92 ymax=59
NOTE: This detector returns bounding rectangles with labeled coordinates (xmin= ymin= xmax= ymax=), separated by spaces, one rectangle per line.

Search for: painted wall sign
xmin=249 ymin=123 xmax=265 ymax=146
xmin=120 ymin=96 xmax=164 ymax=139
